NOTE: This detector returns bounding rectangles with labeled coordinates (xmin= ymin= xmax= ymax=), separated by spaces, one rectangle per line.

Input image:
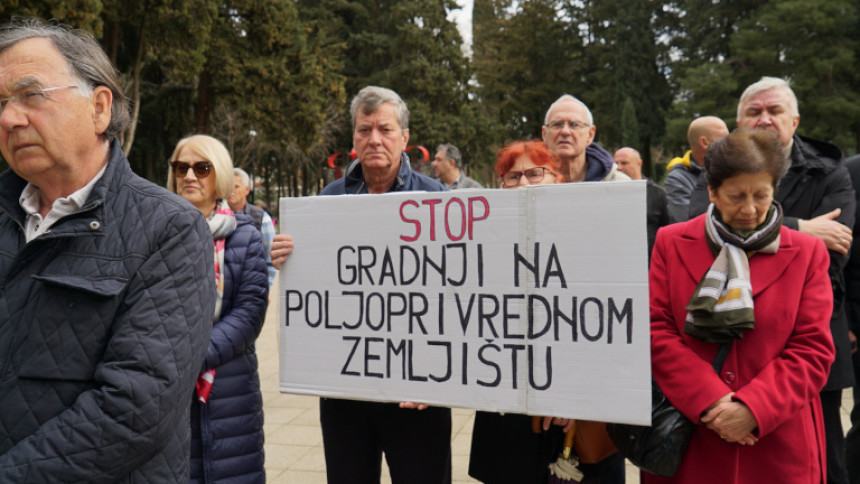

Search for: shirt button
xmin=724 ymin=371 xmax=736 ymax=384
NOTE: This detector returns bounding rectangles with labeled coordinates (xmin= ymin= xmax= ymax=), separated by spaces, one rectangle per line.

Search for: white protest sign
xmin=279 ymin=181 xmax=650 ymax=425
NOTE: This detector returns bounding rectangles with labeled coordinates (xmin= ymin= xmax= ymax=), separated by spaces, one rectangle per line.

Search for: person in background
xmin=665 ymin=116 xmax=728 ymax=222
xmin=687 ymin=77 xmax=855 ymax=484
xmin=842 ymin=153 xmax=860 ymax=484
xmin=432 ymin=143 xmax=483 ymax=189
xmin=614 ymin=146 xmax=670 ymax=258
xmin=646 ymin=128 xmax=834 ymax=484
xmin=228 ymin=166 xmax=276 ymax=287
xmin=167 ymin=135 xmax=269 ymax=483
xmin=542 ymin=94 xmax=628 ymax=482
xmin=0 ymin=18 xmax=213 ymax=481
xmin=468 ymin=140 xmax=574 ymax=483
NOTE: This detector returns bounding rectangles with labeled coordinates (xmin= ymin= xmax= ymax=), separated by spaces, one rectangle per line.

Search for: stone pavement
xmin=258 ymin=279 xmax=853 ymax=483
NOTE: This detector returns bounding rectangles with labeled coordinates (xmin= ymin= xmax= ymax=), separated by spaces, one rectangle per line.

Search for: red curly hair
xmin=494 ymin=140 xmax=565 ymax=183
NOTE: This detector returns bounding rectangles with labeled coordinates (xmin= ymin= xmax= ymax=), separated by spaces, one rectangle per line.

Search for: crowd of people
xmin=1 ymin=15 xmax=860 ymax=484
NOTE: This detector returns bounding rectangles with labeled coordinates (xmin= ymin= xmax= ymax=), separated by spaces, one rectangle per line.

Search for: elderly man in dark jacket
xmin=0 ymin=19 xmax=213 ymax=482
xmin=271 ymin=86 xmax=451 ymax=484
xmin=689 ymin=77 xmax=855 ymax=484
xmin=842 ymin=154 xmax=860 ymax=484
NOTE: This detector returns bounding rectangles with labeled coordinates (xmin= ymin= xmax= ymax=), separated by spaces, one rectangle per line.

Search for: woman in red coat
xmin=645 ymin=128 xmax=835 ymax=484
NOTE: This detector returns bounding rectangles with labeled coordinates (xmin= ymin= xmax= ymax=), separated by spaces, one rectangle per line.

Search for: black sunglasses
xmin=170 ymin=161 xmax=213 ymax=178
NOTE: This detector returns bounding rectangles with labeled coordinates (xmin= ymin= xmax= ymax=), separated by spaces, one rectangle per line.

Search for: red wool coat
xmin=643 ymin=215 xmax=835 ymax=484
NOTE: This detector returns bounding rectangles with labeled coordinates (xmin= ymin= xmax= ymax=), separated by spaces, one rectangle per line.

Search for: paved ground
xmin=258 ymin=279 xmax=854 ymax=483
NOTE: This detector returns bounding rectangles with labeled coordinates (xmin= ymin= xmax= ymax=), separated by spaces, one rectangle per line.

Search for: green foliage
xmin=2 ymin=0 xmax=859 ymax=187
xmin=663 ymin=0 xmax=860 ymax=155
xmin=474 ymin=0 xmax=582 ymax=142
xmin=620 ymin=97 xmax=640 ymax=148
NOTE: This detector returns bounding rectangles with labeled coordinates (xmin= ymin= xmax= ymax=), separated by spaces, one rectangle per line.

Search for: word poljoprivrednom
xmin=279 ymin=183 xmax=651 ymax=425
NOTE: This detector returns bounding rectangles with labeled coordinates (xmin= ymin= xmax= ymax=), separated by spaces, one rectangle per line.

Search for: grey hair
xmin=737 ymin=77 xmax=799 ymax=121
xmin=350 ymin=86 xmax=409 ymax=130
xmin=0 ymin=17 xmax=130 ymax=140
xmin=233 ymin=167 xmax=251 ymax=188
xmin=436 ymin=143 xmax=462 ymax=168
xmin=544 ymin=94 xmax=594 ymax=126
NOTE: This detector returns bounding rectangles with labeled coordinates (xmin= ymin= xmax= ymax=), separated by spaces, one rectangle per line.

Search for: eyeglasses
xmin=501 ymin=166 xmax=556 ymax=187
xmin=0 ymin=85 xmax=80 ymax=114
xmin=170 ymin=161 xmax=213 ymax=178
xmin=545 ymin=120 xmax=591 ymax=131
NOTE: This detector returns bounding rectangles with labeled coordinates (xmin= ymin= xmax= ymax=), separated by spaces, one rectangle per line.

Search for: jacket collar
xmin=790 ymin=134 xmax=841 ymax=173
xmin=676 ymin=214 xmax=800 ymax=297
xmin=0 ymin=139 xmax=126 ymax=233
xmin=343 ymin=152 xmax=414 ymax=194
xmin=584 ymin=143 xmax=614 ymax=181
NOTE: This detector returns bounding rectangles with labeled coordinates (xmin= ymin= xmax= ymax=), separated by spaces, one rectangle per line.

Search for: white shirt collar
xmin=20 ymin=163 xmax=108 ymax=242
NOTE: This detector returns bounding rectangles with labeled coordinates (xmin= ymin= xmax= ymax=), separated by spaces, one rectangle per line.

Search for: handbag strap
xmin=712 ymin=342 xmax=732 ymax=373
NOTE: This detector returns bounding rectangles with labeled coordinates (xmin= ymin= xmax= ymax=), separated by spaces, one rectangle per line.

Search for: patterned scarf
xmin=207 ymin=199 xmax=237 ymax=319
xmin=197 ymin=199 xmax=236 ymax=404
xmin=684 ymin=202 xmax=783 ymax=343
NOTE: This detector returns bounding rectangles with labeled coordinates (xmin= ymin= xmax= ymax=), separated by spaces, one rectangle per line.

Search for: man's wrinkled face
xmin=541 ymin=100 xmax=596 ymax=161
xmin=0 ymin=38 xmax=103 ymax=183
xmin=353 ymin=102 xmax=409 ymax=176
xmin=737 ymin=88 xmax=799 ymax=147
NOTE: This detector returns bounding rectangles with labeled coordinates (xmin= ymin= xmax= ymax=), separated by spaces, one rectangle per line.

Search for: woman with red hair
xmin=494 ymin=139 xmax=566 ymax=188
xmin=469 ymin=140 xmax=579 ymax=483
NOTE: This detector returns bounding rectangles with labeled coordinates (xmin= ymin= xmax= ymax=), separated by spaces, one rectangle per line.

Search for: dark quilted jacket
xmin=190 ymin=214 xmax=268 ymax=483
xmin=0 ymin=141 xmax=215 ymax=482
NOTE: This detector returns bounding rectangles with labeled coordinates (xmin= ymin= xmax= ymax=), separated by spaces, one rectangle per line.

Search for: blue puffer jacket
xmin=190 ymin=214 xmax=269 ymax=483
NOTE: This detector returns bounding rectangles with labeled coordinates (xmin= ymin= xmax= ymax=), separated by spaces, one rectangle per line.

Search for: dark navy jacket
xmin=0 ymin=141 xmax=214 ymax=482
xmin=321 ymin=153 xmax=447 ymax=195
xmin=190 ymin=214 xmax=269 ymax=483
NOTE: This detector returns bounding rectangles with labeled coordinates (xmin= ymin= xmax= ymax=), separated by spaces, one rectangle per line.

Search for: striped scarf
xmin=197 ymin=199 xmax=236 ymax=404
xmin=207 ymin=199 xmax=237 ymax=319
xmin=684 ymin=202 xmax=782 ymax=343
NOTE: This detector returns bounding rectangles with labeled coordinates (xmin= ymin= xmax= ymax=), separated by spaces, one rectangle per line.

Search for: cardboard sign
xmin=278 ymin=181 xmax=651 ymax=425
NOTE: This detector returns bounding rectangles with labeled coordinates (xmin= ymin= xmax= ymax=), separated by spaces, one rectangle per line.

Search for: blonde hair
xmin=167 ymin=134 xmax=234 ymax=199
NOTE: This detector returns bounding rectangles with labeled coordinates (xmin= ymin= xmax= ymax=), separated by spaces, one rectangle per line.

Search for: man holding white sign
xmin=275 ymin=86 xmax=451 ymax=484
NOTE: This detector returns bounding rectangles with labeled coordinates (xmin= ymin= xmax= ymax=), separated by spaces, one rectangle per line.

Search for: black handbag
xmin=606 ymin=343 xmax=731 ymax=477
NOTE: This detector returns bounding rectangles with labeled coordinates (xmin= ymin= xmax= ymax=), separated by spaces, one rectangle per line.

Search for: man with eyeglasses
xmin=0 ymin=18 xmax=213 ymax=482
xmin=538 ymin=94 xmax=629 ymax=483
xmin=541 ymin=94 xmax=630 ymax=183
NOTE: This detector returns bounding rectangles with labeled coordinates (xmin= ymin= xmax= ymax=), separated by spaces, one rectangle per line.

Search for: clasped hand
xmin=700 ymin=392 xmax=758 ymax=445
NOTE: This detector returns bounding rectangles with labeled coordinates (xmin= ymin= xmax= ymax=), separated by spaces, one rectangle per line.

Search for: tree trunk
xmin=196 ymin=68 xmax=214 ymax=133
xmin=121 ymin=16 xmax=146 ymax=156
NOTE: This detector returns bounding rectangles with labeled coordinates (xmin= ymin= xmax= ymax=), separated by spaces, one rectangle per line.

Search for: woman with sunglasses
xmin=167 ymin=135 xmax=269 ymax=483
